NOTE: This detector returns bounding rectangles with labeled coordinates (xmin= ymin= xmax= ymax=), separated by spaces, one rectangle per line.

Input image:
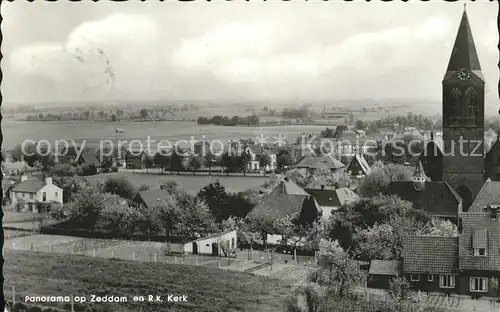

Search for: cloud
xmin=9 ymin=13 xmax=161 ymax=99
xmin=171 ymin=16 xmax=452 ymax=86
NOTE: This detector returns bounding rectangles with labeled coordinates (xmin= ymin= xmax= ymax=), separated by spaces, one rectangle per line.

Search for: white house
xmin=10 ymin=175 xmax=63 ymax=213
xmin=183 ymin=230 xmax=237 ymax=256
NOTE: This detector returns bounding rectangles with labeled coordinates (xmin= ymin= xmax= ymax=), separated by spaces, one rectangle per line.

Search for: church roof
xmin=382 ymin=181 xmax=462 ymax=217
xmin=446 ymin=8 xmax=482 ymax=72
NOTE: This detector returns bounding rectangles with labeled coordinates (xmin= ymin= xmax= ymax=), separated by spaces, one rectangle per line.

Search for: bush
xmin=111 ymin=167 xmax=118 ymax=172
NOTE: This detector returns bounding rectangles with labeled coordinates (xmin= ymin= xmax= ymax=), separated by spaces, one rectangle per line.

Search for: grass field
xmin=4 ymin=250 xmax=294 ymax=312
xmin=3 ymin=119 xmax=332 ymax=150
xmin=85 ymin=172 xmax=269 ymax=194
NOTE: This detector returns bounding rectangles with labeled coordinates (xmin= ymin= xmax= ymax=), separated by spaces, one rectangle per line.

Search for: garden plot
xmin=270 ymin=265 xmax=317 ymax=285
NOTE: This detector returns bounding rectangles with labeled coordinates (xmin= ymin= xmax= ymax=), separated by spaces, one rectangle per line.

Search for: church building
xmin=421 ymin=7 xmax=499 ymax=211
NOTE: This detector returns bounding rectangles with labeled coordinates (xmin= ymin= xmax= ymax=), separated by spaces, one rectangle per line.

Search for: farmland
xmin=4 ymin=249 xmax=294 ymax=312
xmin=85 ymin=172 xmax=269 ymax=195
xmin=2 ymin=119 xmax=332 ymax=150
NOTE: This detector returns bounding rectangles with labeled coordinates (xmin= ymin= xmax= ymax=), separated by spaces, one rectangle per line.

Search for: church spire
xmin=446 ymin=7 xmax=481 ymax=72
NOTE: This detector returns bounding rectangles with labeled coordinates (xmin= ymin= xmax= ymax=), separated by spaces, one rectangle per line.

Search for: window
xmin=30 ymin=193 xmax=33 ymax=199
xmin=428 ymin=275 xmax=434 ymax=282
xmin=439 ymin=275 xmax=455 ymax=288
xmin=42 ymin=192 xmax=46 ymax=201
xmin=231 ymin=238 xmax=235 ymax=249
xmin=410 ymin=274 xmax=420 ymax=282
xmin=470 ymin=277 xmax=488 ymax=292
xmin=474 ymin=248 xmax=487 ymax=257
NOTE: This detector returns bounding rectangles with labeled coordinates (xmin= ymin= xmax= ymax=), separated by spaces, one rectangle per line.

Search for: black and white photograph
xmin=1 ymin=1 xmax=499 ymax=311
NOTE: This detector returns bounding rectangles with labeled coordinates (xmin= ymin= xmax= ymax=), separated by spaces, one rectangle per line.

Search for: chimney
xmin=321 ymin=185 xmax=325 ymax=190
xmin=45 ymin=176 xmax=53 ymax=185
xmin=21 ymin=174 xmax=28 ymax=182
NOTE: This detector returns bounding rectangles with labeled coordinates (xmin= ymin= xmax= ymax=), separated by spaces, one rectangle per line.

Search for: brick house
xmin=403 ymin=236 xmax=459 ymax=294
xmin=402 ymin=207 xmax=500 ymax=297
xmin=457 ymin=210 xmax=500 ymax=297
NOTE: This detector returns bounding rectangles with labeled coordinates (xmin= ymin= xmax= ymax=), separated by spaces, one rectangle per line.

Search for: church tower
xmin=442 ymin=6 xmax=485 ymax=211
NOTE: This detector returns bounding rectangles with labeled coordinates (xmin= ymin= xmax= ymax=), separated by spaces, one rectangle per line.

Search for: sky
xmin=1 ymin=1 xmax=498 ymax=110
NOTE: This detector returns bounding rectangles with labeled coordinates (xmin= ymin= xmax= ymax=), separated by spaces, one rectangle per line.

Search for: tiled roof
xmin=369 ymin=260 xmax=402 ymax=276
xmin=469 ymin=181 xmax=500 ymax=212
xmin=11 ymin=179 xmax=46 ymax=193
xmin=247 ymin=180 xmax=310 ymax=220
xmin=459 ymin=212 xmax=500 ymax=271
xmin=382 ymin=181 xmax=462 ymax=217
xmin=403 ymin=236 xmax=458 ymax=274
xmin=296 ymin=156 xmax=345 ymax=170
xmin=134 ymin=190 xmax=171 ymax=208
xmin=305 ymin=188 xmax=359 ymax=215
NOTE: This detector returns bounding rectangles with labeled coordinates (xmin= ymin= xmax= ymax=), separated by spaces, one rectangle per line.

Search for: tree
xmin=139 ymin=108 xmax=149 ymax=118
xmin=169 ymin=151 xmax=184 ymax=172
xmin=143 ymin=155 xmax=154 ymax=173
xmin=277 ymin=153 xmax=293 ymax=169
xmin=100 ymin=198 xmax=139 ymax=236
xmin=259 ymin=153 xmax=272 ymax=171
xmin=388 ymin=276 xmax=412 ymax=303
xmin=273 ymin=214 xmax=298 ymax=249
xmin=186 ymin=154 xmax=203 ymax=173
xmin=324 ymin=194 xmax=428 ymax=251
xmin=176 ymin=199 xmax=218 ymax=243
xmin=316 ymin=239 xmax=363 ymax=297
xmin=204 ymin=151 xmax=216 ymax=175
xmin=357 ymin=163 xmax=413 ymax=197
xmin=197 ymin=181 xmax=229 ymax=222
xmin=426 ymin=219 xmax=458 ymax=237
xmin=103 ymin=177 xmax=136 ymax=200
xmin=355 ymin=119 xmax=366 ymax=130
xmin=66 ymin=183 xmax=107 ymax=229
xmin=157 ymin=194 xmax=183 ymax=237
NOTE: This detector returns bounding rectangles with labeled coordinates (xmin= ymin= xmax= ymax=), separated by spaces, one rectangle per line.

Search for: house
xmin=304 ymin=186 xmax=359 ymax=221
xmin=244 ymin=145 xmax=262 ymax=172
xmin=10 ymin=175 xmax=63 ymax=212
xmin=296 ymin=156 xmax=345 ymax=173
xmin=124 ymin=149 xmax=150 ymax=169
xmin=403 ymin=236 xmax=459 ymax=294
xmin=457 ymin=209 xmax=500 ymax=297
xmin=367 ymin=260 xmax=402 ymax=289
xmin=133 ymin=190 xmax=171 ymax=209
xmin=76 ymin=150 xmax=102 ymax=173
xmin=468 ymin=180 xmax=500 ymax=212
xmin=247 ymin=178 xmax=318 ymax=240
xmin=183 ymin=230 xmax=237 ymax=256
xmin=346 ymin=154 xmax=371 ymax=178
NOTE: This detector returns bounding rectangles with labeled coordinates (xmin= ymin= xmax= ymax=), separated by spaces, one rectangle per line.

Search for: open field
xmin=4 ymin=249 xmax=294 ymax=312
xmin=85 ymin=172 xmax=270 ymax=195
xmin=3 ymin=119 xmax=333 ymax=150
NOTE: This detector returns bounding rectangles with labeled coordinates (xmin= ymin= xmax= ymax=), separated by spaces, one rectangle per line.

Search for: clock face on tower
xmin=457 ymin=68 xmax=471 ymax=81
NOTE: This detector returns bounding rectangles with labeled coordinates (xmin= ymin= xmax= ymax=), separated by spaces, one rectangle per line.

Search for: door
xmin=212 ymin=242 xmax=219 ymax=257
xmin=192 ymin=242 xmax=198 ymax=255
